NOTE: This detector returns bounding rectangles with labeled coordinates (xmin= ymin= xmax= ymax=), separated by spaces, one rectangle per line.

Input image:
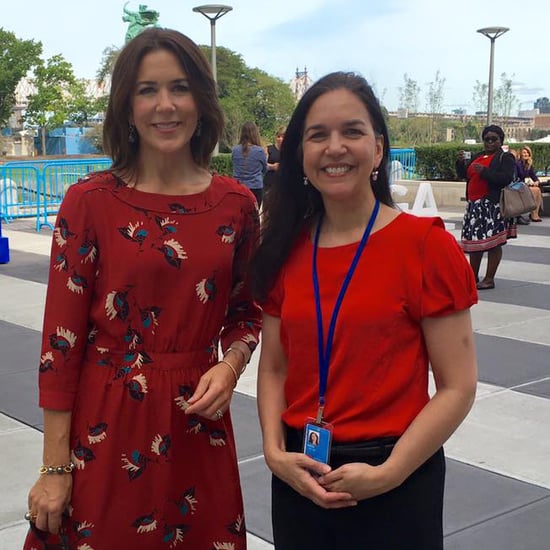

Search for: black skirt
xmin=271 ymin=427 xmax=445 ymax=550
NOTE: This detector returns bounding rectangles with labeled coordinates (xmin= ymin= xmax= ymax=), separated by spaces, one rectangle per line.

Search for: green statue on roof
xmin=123 ymin=2 xmax=160 ymax=43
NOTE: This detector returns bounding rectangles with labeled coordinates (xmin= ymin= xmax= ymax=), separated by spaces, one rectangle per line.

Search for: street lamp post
xmin=477 ymin=26 xmax=509 ymax=125
xmin=193 ymin=4 xmax=233 ymax=155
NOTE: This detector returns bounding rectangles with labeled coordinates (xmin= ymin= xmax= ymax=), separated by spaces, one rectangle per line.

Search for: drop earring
xmin=303 ymin=176 xmax=309 ymax=186
xmin=128 ymin=124 xmax=137 ymax=144
xmin=371 ymin=169 xmax=379 ymax=182
xmin=194 ymin=119 xmax=202 ymax=137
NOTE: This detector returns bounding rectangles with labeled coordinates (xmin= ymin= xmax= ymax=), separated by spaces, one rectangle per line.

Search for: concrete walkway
xmin=1 ymin=208 xmax=550 ymax=549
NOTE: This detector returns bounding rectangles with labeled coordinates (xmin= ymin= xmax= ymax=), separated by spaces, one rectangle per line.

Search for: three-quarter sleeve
xmin=39 ymin=184 xmax=99 ymax=410
xmin=419 ymin=221 xmax=478 ymax=318
xmin=219 ymin=196 xmax=262 ymax=353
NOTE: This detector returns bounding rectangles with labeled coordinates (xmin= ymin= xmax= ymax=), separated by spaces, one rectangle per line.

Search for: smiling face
xmin=131 ymin=48 xmax=199 ymax=161
xmin=520 ymin=148 xmax=531 ymax=161
xmin=302 ymin=88 xmax=383 ymax=206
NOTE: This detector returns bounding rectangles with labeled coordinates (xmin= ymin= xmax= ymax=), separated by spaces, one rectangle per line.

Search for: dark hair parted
xmin=103 ymin=28 xmax=224 ymax=174
xmin=250 ymin=71 xmax=393 ymax=301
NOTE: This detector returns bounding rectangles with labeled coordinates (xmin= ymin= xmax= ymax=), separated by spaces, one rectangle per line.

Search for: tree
xmin=66 ymin=79 xmax=102 ymax=127
xmin=425 ymin=70 xmax=446 ymax=143
xmin=24 ymin=54 xmax=77 ymax=154
xmin=534 ymin=97 xmax=550 ymax=114
xmin=398 ymin=73 xmax=420 ymax=114
xmin=472 ymin=80 xmax=488 ymax=113
xmin=96 ymin=45 xmax=119 ymax=86
xmin=200 ymin=46 xmax=295 ymax=151
xmin=494 ymin=72 xmax=517 ymax=117
xmin=0 ymin=28 xmax=42 ymax=128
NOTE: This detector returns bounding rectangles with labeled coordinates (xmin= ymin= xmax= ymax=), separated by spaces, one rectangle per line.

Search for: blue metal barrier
xmin=389 ymin=148 xmax=417 ymax=181
xmin=0 ymin=188 xmax=9 ymax=263
xmin=0 ymin=158 xmax=111 ymax=231
xmin=37 ymin=159 xmax=111 ymax=231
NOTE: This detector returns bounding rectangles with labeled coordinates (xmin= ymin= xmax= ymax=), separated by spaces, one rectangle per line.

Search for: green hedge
xmin=210 ymin=153 xmax=232 ymax=176
xmin=415 ymin=143 xmax=550 ymax=181
xmin=210 ymin=145 xmax=550 ymax=181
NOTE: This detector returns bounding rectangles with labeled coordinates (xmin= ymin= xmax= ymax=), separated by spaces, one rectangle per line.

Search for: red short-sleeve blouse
xmin=263 ymin=214 xmax=477 ymax=442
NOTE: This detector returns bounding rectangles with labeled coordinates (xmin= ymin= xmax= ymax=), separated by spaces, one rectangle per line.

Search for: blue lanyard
xmin=312 ymin=200 xmax=380 ymax=423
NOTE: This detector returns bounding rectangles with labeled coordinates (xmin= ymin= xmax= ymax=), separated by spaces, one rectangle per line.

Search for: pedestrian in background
xmin=252 ymin=71 xmax=478 ymax=550
xmin=263 ymin=126 xmax=286 ymax=195
xmin=516 ymin=145 xmax=543 ymax=222
xmin=232 ymin=121 xmax=267 ymax=208
xmin=456 ymin=124 xmax=516 ymax=290
xmin=24 ymin=28 xmax=260 ymax=550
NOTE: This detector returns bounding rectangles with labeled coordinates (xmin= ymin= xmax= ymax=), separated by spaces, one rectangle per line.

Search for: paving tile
xmin=0 ymin=367 xmax=42 ymax=428
xmin=445 ymin=389 xmax=550 ymax=489
xmin=444 ymin=459 xmax=550 ymax=535
xmin=496 ymin=260 xmax=550 ymax=285
xmin=239 ymin=456 xmax=273 ymax=543
xmin=475 ymin=333 xmax=550 ymax=388
xmin=517 ymin=378 xmax=550 ymax=399
xmin=445 ymin=495 xmax=550 ymax=550
xmin=232 ymin=392 xmax=263 ymax=460
xmin=0 ymin=275 xmax=46 ymax=331
xmin=472 ymin=301 xmax=550 ymax=347
xmin=474 ymin=278 xmax=550 ymax=310
xmin=0 ymin=320 xmax=41 ymax=376
xmin=0 ymin=424 xmax=42 ymax=526
xmin=0 ymin=249 xmax=49 ymax=284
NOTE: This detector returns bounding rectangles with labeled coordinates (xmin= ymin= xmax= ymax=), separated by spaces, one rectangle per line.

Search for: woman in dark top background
xmin=456 ymin=124 xmax=516 ymax=290
xmin=232 ymin=121 xmax=267 ymax=207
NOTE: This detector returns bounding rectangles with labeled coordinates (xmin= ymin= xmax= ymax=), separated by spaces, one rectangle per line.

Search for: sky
xmin=3 ymin=0 xmax=549 ymax=114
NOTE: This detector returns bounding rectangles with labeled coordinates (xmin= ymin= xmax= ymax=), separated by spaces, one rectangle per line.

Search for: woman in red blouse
xmin=251 ymin=72 xmax=478 ymax=549
xmin=456 ymin=125 xmax=517 ymax=289
xmin=24 ymin=29 xmax=260 ymax=549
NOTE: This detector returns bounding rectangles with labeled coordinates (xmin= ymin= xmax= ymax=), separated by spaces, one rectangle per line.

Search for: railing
xmin=389 ymin=148 xmax=417 ymax=181
xmin=0 ymin=158 xmax=111 ymax=231
xmin=1 ymin=151 xmax=420 ymax=232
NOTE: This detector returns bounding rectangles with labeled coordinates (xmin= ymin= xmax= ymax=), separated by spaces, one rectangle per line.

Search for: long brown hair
xmin=103 ymin=28 xmax=224 ymax=175
xmin=239 ymin=121 xmax=262 ymax=156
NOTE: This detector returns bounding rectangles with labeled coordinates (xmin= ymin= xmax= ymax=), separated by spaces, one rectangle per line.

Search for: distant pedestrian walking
xmin=232 ymin=121 xmax=267 ymax=207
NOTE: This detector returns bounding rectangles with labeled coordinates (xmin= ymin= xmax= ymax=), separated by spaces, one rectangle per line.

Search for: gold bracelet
xmin=39 ymin=462 xmax=75 ymax=475
xmin=226 ymin=346 xmax=247 ymax=372
xmin=220 ymin=359 xmax=238 ymax=386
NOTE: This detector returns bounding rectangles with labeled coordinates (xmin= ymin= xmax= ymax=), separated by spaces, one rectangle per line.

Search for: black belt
xmin=285 ymin=426 xmax=398 ymax=462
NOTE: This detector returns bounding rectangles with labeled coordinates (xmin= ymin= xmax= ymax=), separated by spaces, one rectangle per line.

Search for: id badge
xmin=303 ymin=418 xmax=333 ymax=465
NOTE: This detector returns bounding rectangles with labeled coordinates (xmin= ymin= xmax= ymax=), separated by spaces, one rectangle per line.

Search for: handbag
xmin=499 ymin=181 xmax=536 ymax=218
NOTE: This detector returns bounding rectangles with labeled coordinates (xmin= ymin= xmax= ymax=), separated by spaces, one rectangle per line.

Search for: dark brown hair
xmin=250 ymin=72 xmax=393 ymax=301
xmin=103 ymin=28 xmax=224 ymax=174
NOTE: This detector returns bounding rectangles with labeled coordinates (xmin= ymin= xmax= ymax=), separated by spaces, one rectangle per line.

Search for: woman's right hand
xmin=265 ymin=449 xmax=357 ymax=509
xmin=27 ymin=473 xmax=73 ymax=534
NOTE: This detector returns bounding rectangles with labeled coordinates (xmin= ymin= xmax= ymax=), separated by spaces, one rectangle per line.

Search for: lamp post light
xmin=477 ymin=26 xmax=509 ymax=125
xmin=193 ymin=4 xmax=232 ymax=82
xmin=193 ymin=5 xmax=232 ymax=155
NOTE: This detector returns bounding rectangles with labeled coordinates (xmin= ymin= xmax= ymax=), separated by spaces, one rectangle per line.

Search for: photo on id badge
xmin=303 ymin=421 xmax=332 ymax=464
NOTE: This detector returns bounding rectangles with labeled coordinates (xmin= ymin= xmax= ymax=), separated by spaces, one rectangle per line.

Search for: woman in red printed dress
xmin=24 ymin=28 xmax=261 ymax=550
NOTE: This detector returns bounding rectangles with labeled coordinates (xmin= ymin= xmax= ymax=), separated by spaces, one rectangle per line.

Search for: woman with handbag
xmin=456 ymin=125 xmax=516 ymax=290
xmin=516 ymin=146 xmax=543 ymax=222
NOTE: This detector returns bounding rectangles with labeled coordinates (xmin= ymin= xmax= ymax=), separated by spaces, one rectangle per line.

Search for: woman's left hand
xmin=184 ymin=362 xmax=236 ymax=420
xmin=317 ymin=462 xmax=401 ymax=501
